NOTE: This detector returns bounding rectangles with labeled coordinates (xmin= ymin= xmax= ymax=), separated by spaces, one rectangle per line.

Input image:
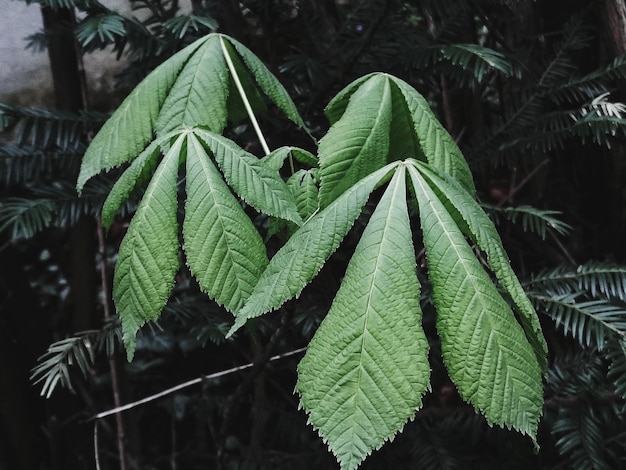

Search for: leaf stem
xmin=220 ymin=36 xmax=271 ymax=155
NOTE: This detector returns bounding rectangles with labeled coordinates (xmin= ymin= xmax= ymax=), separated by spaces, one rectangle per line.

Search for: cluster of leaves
xmin=72 ymin=29 xmax=550 ymax=469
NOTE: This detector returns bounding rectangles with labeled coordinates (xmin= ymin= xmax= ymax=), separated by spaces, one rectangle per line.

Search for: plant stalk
xmin=96 ymin=218 xmax=127 ymax=470
xmin=219 ymin=36 xmax=271 ymax=155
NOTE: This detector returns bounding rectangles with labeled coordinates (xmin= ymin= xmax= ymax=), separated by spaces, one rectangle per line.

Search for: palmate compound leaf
xmin=413 ymin=161 xmax=547 ymax=371
xmin=297 ymin=165 xmax=430 ymax=470
xmin=318 ymin=73 xmax=475 ymax=209
xmin=408 ymin=164 xmax=543 ymax=441
xmin=78 ymin=33 xmax=307 ymax=193
xmin=227 ymin=161 xmax=401 ymax=336
xmin=184 ymin=133 xmax=268 ymax=312
xmin=113 ymin=134 xmax=185 ymax=360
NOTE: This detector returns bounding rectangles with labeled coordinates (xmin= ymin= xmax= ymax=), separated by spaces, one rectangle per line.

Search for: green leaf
xmin=390 ymin=76 xmax=476 ymax=194
xmin=228 ymin=162 xmax=400 ymax=336
xmin=0 ymin=197 xmax=55 ymax=238
xmin=155 ymin=35 xmax=229 ymax=134
xmin=530 ymin=293 xmax=626 ymax=350
xmin=191 ymin=128 xmax=302 ymax=224
xmin=77 ymin=38 xmax=206 ymax=192
xmin=184 ymin=133 xmax=268 ymax=312
xmin=298 ymin=166 xmax=430 ymax=470
xmin=486 ymin=204 xmax=572 ymax=239
xmin=100 ymin=139 xmax=162 ymax=229
xmin=324 ymin=73 xmax=378 ymax=125
xmin=408 ymin=164 xmax=542 ymax=440
xmin=414 ymin=161 xmax=547 ymax=371
xmin=287 ymin=169 xmax=319 ymax=221
xmin=224 ymin=35 xmax=307 ymax=130
xmin=319 ymin=74 xmax=392 ymax=206
xmin=113 ymin=134 xmax=184 ymax=360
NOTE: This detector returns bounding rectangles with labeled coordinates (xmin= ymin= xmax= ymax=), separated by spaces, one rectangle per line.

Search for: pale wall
xmin=0 ymin=0 xmax=190 ymax=108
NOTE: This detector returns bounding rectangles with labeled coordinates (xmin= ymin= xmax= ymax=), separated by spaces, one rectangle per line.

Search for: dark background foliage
xmin=2 ymin=0 xmax=626 ymax=468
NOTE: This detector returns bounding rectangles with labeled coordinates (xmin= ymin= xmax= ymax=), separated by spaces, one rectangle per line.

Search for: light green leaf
xmin=228 ymin=162 xmax=400 ymax=336
xmin=408 ymin=164 xmax=542 ymax=440
xmin=156 ymin=35 xmax=229 ymax=134
xmin=100 ymin=139 xmax=162 ymax=229
xmin=324 ymin=73 xmax=378 ymax=125
xmin=113 ymin=134 xmax=184 ymax=360
xmin=319 ymin=74 xmax=392 ymax=207
xmin=184 ymin=133 xmax=268 ymax=312
xmin=287 ymin=169 xmax=319 ymax=220
xmin=298 ymin=166 xmax=430 ymax=470
xmin=191 ymin=128 xmax=302 ymax=224
xmin=413 ymin=161 xmax=547 ymax=371
xmin=391 ymin=76 xmax=476 ymax=194
xmin=224 ymin=35 xmax=307 ymax=130
xmin=77 ymin=38 xmax=206 ymax=192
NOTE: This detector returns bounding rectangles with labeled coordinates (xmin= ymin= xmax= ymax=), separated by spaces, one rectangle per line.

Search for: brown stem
xmin=96 ymin=218 xmax=127 ymax=470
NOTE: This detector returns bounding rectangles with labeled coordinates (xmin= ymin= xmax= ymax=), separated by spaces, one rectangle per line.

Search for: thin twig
xmin=96 ymin=217 xmax=127 ymax=470
xmin=92 ymin=347 xmax=306 ymax=420
xmin=94 ymin=421 xmax=101 ymax=470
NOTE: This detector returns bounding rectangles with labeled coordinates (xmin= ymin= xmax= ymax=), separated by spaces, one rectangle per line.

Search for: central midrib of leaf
xmin=412 ymin=171 xmax=512 ymax=395
xmin=349 ymin=165 xmax=406 ymax=447
xmin=193 ymin=146 xmax=247 ymax=282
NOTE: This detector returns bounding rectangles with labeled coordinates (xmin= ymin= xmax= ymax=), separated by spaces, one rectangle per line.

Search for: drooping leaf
xmin=77 ymin=38 xmax=206 ymax=192
xmin=100 ymin=138 xmax=162 ymax=229
xmin=408 ymin=164 xmax=542 ymax=440
xmin=228 ymin=162 xmax=400 ymax=336
xmin=298 ymin=166 xmax=430 ymax=470
xmin=324 ymin=73 xmax=378 ymax=125
xmin=184 ymin=133 xmax=268 ymax=312
xmin=414 ymin=161 xmax=547 ymax=371
xmin=155 ymin=36 xmax=229 ymax=134
xmin=113 ymin=134 xmax=185 ymax=360
xmin=607 ymin=338 xmax=626 ymax=400
xmin=529 ymin=292 xmax=626 ymax=351
xmin=287 ymin=169 xmax=319 ymax=221
xmin=0 ymin=197 xmax=55 ymax=238
xmin=191 ymin=128 xmax=302 ymax=224
xmin=318 ymin=74 xmax=392 ymax=206
xmin=391 ymin=76 xmax=476 ymax=194
xmin=486 ymin=203 xmax=572 ymax=239
xmin=224 ymin=35 xmax=307 ymax=130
